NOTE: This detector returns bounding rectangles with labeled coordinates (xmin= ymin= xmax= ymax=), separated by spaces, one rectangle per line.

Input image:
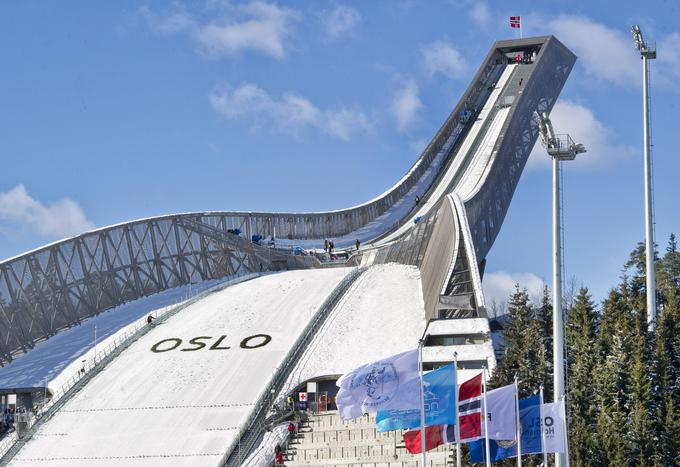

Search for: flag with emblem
xmin=336 ymin=349 xmax=420 ymax=420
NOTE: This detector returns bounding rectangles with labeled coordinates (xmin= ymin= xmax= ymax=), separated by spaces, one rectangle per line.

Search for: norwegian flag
xmin=457 ymin=373 xmax=483 ymax=442
xmin=510 ymin=16 xmax=521 ymax=28
xmin=403 ymin=372 xmax=484 ymax=452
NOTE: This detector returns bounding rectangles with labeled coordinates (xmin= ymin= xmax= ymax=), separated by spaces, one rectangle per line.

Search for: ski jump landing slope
xmin=9 ymin=269 xmax=349 ymax=467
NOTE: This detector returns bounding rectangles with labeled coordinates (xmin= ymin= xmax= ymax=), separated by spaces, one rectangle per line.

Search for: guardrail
xmin=0 ymin=40 xmax=504 ymax=365
xmin=222 ymin=267 xmax=367 ymax=467
xmin=0 ymin=272 xmax=261 ymax=465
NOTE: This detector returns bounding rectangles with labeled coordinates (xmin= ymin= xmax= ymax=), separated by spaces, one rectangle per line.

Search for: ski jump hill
xmin=0 ymin=36 xmax=575 ymax=466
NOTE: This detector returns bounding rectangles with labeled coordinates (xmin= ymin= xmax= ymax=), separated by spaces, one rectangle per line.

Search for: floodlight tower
xmin=631 ymin=25 xmax=658 ymax=329
xmin=535 ymin=111 xmax=586 ymax=467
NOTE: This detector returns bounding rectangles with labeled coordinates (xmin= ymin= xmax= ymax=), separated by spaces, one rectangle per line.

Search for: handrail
xmin=0 ymin=272 xmax=261 ymax=465
xmin=0 ymin=37 xmax=515 ymax=364
xmin=222 ymin=266 xmax=367 ymax=467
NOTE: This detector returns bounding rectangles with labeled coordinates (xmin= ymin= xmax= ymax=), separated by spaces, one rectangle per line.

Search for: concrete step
xmin=287 ymin=445 xmax=452 ymax=462
xmin=292 ymin=427 xmax=403 ymax=445
xmin=283 ymin=451 xmax=452 ymax=467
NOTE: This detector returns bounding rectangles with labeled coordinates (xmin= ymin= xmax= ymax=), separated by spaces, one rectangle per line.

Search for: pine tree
xmin=491 ymin=286 xmax=549 ymax=396
xmin=537 ymin=285 xmax=554 ymax=399
xmin=595 ymin=283 xmax=633 ymax=465
xmin=566 ymin=288 xmax=599 ymax=466
xmin=652 ymin=287 xmax=680 ymax=466
xmin=626 ymin=312 xmax=654 ymax=465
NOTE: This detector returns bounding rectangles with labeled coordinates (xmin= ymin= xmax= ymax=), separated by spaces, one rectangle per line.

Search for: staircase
xmin=283 ymin=411 xmax=453 ymax=467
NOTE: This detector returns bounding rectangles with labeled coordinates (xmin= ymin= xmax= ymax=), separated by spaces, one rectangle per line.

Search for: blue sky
xmin=1 ymin=0 xmax=678 ymax=307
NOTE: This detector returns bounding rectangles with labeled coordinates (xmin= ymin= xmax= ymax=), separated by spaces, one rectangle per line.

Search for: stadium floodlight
xmin=631 ymin=25 xmax=658 ymax=329
xmin=534 ymin=111 xmax=586 ymax=467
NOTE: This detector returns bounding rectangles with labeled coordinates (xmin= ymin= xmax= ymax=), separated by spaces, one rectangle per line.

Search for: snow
xmin=279 ymin=264 xmax=427 ymax=398
xmin=241 ymin=423 xmax=289 ymax=467
xmin=427 ymin=317 xmax=491 ymax=335
xmin=10 ymin=268 xmax=349 ymax=467
xmin=0 ymin=278 xmax=240 ymax=394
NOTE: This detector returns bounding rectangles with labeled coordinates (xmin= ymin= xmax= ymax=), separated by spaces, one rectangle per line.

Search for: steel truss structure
xmin=0 ymin=36 xmax=575 ymax=365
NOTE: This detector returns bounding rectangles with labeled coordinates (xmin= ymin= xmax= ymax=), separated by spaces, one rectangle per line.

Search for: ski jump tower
xmin=0 ymin=35 xmax=575 ymax=467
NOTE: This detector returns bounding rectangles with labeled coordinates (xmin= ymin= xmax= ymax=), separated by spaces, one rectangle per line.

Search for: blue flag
xmin=469 ymin=395 xmax=541 ymax=463
xmin=375 ymin=363 xmax=457 ymax=432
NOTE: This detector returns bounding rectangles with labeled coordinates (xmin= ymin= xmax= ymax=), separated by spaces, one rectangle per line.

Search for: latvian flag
xmin=457 ymin=372 xmax=483 ymax=442
xmin=510 ymin=16 xmax=521 ymax=29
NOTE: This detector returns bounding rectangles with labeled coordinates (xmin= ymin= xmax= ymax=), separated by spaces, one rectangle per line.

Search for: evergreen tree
xmin=491 ymin=286 xmax=548 ymax=396
xmin=652 ymin=287 xmax=680 ymax=466
xmin=626 ymin=313 xmax=654 ymax=465
xmin=566 ymin=288 xmax=599 ymax=466
xmin=594 ymin=282 xmax=634 ymax=466
xmin=537 ymin=285 xmax=554 ymax=399
xmin=595 ymin=319 xmax=631 ymax=466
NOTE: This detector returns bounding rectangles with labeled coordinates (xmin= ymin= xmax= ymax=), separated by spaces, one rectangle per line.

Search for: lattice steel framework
xmin=0 ymin=36 xmax=575 ymax=365
xmin=464 ymin=36 xmax=576 ymax=260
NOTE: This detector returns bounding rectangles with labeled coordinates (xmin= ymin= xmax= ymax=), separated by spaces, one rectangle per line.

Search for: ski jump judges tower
xmin=0 ymin=36 xmax=574 ymax=465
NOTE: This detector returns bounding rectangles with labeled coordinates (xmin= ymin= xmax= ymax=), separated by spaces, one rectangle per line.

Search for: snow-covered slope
xmin=0 ymin=277 xmax=249 ymax=395
xmin=10 ymin=269 xmax=349 ymax=467
xmin=281 ymin=263 xmax=426 ymax=396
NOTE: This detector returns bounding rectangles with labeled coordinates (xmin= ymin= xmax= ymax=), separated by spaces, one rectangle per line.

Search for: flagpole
xmin=562 ymin=397 xmax=571 ymax=467
xmin=418 ymin=337 xmax=427 ymax=466
xmin=454 ymin=352 xmax=462 ymax=467
xmin=483 ymin=369 xmax=491 ymax=467
xmin=539 ymin=385 xmax=547 ymax=467
xmin=520 ymin=16 xmax=523 ymax=39
xmin=514 ymin=375 xmax=522 ymax=467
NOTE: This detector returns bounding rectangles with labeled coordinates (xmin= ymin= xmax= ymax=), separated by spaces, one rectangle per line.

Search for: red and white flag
xmin=510 ymin=16 xmax=521 ymax=28
xmin=403 ymin=372 xmax=484 ymax=450
xmin=403 ymin=425 xmax=456 ymax=454
xmin=457 ymin=373 xmax=483 ymax=442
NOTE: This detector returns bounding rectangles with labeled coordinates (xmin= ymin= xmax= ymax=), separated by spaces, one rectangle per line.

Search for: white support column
xmin=642 ymin=54 xmax=657 ymax=329
xmin=552 ymin=155 xmax=566 ymax=467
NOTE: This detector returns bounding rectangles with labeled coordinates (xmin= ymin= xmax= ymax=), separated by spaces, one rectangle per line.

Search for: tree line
xmin=488 ymin=234 xmax=680 ymax=466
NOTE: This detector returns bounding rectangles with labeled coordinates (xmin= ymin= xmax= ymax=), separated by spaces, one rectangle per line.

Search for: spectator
xmin=287 ymin=422 xmax=296 ymax=437
xmin=355 ymin=239 xmax=360 ymax=251
xmin=276 ymin=450 xmax=284 ymax=465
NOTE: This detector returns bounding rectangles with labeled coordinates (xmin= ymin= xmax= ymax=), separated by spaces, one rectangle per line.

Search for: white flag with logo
xmin=336 ymin=349 xmax=420 ymax=420
xmin=542 ymin=400 xmax=567 ymax=453
xmin=485 ymin=383 xmax=517 ymax=440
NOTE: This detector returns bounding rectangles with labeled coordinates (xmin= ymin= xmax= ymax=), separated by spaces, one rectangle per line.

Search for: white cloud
xmin=0 ymin=185 xmax=94 ymax=238
xmin=422 ymin=41 xmax=467 ymax=80
xmin=138 ymin=5 xmax=195 ymax=35
xmin=658 ymin=32 xmax=680 ymax=88
xmin=196 ymin=2 xmax=297 ymax=59
xmin=321 ymin=5 xmax=362 ymax=40
xmin=483 ymin=270 xmax=546 ymax=310
xmin=391 ymin=81 xmax=423 ymax=131
xmin=140 ymin=1 xmax=298 ymax=60
xmin=547 ymin=15 xmax=638 ymax=86
xmin=469 ymin=3 xmax=490 ymax=26
xmin=527 ymin=100 xmax=632 ymax=170
xmin=210 ymin=83 xmax=370 ymax=140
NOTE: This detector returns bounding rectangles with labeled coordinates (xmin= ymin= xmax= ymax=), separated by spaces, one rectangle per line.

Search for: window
xmin=425 ymin=334 xmax=487 ymax=346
